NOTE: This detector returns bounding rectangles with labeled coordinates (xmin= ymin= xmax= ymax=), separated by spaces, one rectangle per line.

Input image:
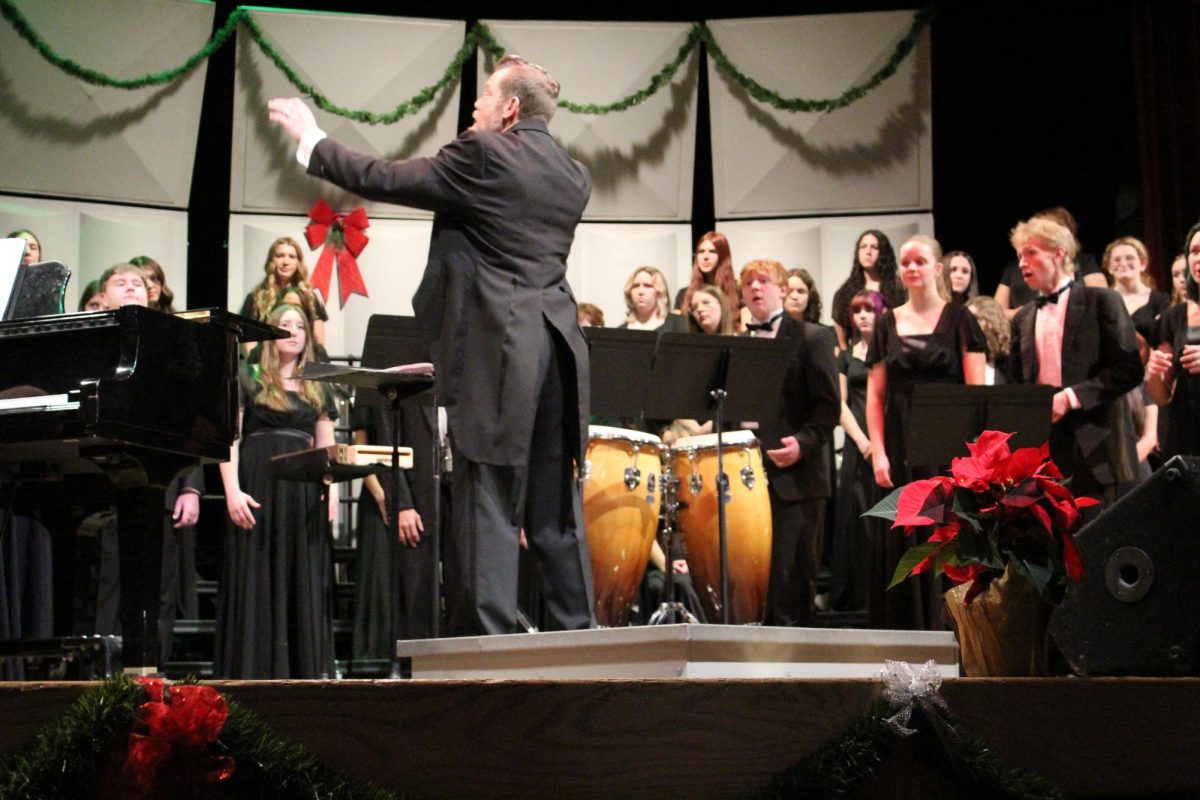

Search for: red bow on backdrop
xmin=305 ymin=199 xmax=370 ymax=307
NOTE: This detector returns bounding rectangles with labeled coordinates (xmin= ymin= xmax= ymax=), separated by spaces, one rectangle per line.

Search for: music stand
xmin=584 ymin=328 xmax=657 ymax=422
xmin=907 ymin=384 xmax=1056 ymax=468
xmin=345 ymin=315 xmax=441 ymax=637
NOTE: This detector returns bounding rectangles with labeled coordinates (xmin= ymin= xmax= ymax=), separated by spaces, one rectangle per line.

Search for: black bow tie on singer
xmin=746 ymin=318 xmax=778 ymax=332
xmin=1035 ymin=285 xmax=1069 ymax=308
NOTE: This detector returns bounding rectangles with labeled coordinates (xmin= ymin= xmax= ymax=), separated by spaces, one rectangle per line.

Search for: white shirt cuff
xmin=1065 ymin=387 xmax=1081 ymax=410
xmin=296 ymin=127 xmax=328 ymax=168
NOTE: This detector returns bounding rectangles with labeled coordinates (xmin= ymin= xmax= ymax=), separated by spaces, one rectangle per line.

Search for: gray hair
xmin=496 ymin=54 xmax=560 ymax=123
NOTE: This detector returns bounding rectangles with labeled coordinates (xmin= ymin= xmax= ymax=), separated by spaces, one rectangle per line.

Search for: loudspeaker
xmin=1050 ymin=456 xmax=1200 ymax=675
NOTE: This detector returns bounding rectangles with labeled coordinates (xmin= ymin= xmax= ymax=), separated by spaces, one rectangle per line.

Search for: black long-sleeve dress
xmin=830 ymin=349 xmax=875 ymax=612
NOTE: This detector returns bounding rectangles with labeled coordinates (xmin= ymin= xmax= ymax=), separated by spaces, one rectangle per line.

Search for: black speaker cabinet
xmin=1051 ymin=456 xmax=1200 ymax=676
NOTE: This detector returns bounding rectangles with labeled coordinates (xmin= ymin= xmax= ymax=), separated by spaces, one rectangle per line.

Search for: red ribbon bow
xmin=305 ymin=199 xmax=370 ymax=307
xmin=124 ymin=677 xmax=235 ymax=798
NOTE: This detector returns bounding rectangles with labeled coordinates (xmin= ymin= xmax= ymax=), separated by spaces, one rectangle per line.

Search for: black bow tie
xmin=746 ymin=316 xmax=779 ymax=332
xmin=1035 ymin=285 xmax=1069 ymax=308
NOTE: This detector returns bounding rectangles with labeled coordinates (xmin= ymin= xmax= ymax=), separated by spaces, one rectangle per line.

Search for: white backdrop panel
xmin=717 ymin=213 xmax=934 ymax=325
xmin=0 ymin=0 xmax=213 ymax=207
xmin=565 ymin=223 xmax=694 ymax=327
xmin=709 ymin=11 xmax=932 ymax=218
xmin=231 ymin=11 xmax=463 ymax=218
xmin=227 ymin=214 xmax=432 ymax=359
xmin=0 ymin=194 xmax=187 ymax=310
xmin=481 ymin=21 xmax=698 ymax=221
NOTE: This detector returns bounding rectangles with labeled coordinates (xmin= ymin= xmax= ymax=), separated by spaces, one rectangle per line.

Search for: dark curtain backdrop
xmin=1131 ymin=0 xmax=1200 ymax=287
xmin=187 ymin=0 xmax=1175 ymax=310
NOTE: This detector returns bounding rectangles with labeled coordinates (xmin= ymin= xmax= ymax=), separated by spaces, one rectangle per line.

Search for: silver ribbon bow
xmin=879 ymin=659 xmax=946 ymax=737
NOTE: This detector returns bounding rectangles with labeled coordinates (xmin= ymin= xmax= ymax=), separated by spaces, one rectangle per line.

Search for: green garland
xmin=699 ymin=6 xmax=935 ymax=114
xmin=0 ymin=675 xmax=401 ymax=800
xmin=0 ymin=676 xmax=1062 ymax=800
xmin=0 ymin=0 xmax=932 ymax=122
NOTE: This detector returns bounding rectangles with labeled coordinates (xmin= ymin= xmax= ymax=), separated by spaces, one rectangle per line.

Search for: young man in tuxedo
xmin=1008 ymin=217 xmax=1142 ymax=506
xmin=741 ymin=259 xmax=839 ymax=625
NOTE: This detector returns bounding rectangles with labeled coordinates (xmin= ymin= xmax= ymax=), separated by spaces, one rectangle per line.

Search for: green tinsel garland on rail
xmin=0 ymin=676 xmax=1062 ymax=800
xmin=0 ymin=0 xmax=932 ymax=123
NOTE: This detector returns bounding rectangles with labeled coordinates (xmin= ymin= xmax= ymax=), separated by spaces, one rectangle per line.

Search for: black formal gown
xmin=865 ymin=303 xmax=987 ymax=630
xmin=830 ymin=348 xmax=875 ymax=612
xmin=215 ymin=372 xmax=338 ymax=679
xmin=1155 ymin=303 xmax=1200 ymax=459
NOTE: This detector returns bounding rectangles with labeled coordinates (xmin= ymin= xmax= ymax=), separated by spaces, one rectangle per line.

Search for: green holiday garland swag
xmin=0 ymin=675 xmax=1061 ymax=799
xmin=0 ymin=0 xmax=932 ymax=123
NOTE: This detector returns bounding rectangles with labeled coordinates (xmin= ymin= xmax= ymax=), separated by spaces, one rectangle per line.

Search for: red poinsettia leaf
xmin=1037 ymin=481 xmax=1080 ymax=532
xmin=943 ymin=561 xmax=985 ymax=586
xmin=963 ymin=574 xmax=990 ymax=602
xmin=996 ymin=445 xmax=1047 ymax=485
xmin=950 ymin=455 xmax=992 ymax=490
xmin=929 ymin=522 xmax=961 ymax=542
xmin=1074 ymin=495 xmax=1102 ymax=509
xmin=1061 ymin=532 xmax=1084 ymax=580
xmin=966 ymin=430 xmax=1013 ymax=465
xmin=1039 ymin=456 xmax=1064 ymax=479
xmin=892 ymin=476 xmax=954 ymax=527
xmin=1027 ymin=503 xmax=1054 ymax=536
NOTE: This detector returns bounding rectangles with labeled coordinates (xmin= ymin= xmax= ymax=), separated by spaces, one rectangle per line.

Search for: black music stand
xmin=324 ymin=315 xmax=441 ymax=638
xmin=907 ymin=384 xmax=1056 ymax=468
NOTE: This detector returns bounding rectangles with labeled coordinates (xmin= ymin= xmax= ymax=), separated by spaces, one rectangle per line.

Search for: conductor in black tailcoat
xmin=268 ymin=55 xmax=595 ymax=635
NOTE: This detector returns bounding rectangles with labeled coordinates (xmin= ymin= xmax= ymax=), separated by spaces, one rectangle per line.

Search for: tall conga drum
xmin=671 ymin=431 xmax=772 ymax=624
xmin=582 ymin=426 xmax=664 ymax=626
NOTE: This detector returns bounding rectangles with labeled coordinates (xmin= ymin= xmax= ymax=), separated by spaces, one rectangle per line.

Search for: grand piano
xmin=0 ymin=304 xmax=276 ymax=673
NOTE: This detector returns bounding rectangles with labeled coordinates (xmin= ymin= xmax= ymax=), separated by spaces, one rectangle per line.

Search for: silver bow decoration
xmin=879 ymin=659 xmax=948 ymax=737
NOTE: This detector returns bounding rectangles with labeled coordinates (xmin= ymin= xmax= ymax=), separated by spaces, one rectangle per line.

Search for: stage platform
xmin=2 ymin=674 xmax=1199 ymax=798
xmin=395 ymin=623 xmax=960 ymax=679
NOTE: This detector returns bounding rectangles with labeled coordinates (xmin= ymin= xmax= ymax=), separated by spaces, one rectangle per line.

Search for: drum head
xmin=672 ymin=430 xmax=758 ymax=452
xmin=588 ymin=424 xmax=662 ymax=445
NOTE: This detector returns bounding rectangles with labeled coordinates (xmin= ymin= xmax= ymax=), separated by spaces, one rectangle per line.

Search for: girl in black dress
xmin=830 ymin=289 xmax=885 ymax=612
xmin=675 ymin=231 xmax=742 ymax=331
xmin=217 ymin=303 xmax=338 ymax=678
xmin=1102 ymin=236 xmax=1169 ymax=344
xmin=1147 ymin=222 xmax=1200 ymax=459
xmin=865 ymin=236 xmax=987 ymax=630
xmin=830 ymin=230 xmax=907 ymax=350
xmin=240 ymin=237 xmax=328 ymax=356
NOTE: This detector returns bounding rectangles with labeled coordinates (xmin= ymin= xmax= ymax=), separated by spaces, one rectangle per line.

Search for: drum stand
xmin=648 ymin=455 xmax=698 ymax=625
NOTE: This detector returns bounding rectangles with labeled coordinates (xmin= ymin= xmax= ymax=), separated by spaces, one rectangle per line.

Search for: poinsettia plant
xmin=864 ymin=430 xmax=1100 ymax=604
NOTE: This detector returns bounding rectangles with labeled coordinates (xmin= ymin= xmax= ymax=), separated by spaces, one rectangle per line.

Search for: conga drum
xmin=582 ymin=425 xmax=664 ymax=626
xmin=671 ymin=431 xmax=772 ymax=624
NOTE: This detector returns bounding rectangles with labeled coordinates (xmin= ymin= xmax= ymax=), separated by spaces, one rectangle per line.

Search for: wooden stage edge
xmin=2 ymin=676 xmax=1199 ymax=798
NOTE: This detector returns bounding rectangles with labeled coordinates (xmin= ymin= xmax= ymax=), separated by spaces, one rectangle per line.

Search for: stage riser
xmin=3 ymin=678 xmax=1199 ymax=799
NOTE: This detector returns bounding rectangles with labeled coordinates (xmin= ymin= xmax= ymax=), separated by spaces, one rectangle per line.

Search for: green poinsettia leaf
xmin=887 ymin=540 xmax=943 ymax=589
xmin=863 ymin=486 xmax=905 ymax=520
xmin=1006 ymin=555 xmax=1054 ymax=599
